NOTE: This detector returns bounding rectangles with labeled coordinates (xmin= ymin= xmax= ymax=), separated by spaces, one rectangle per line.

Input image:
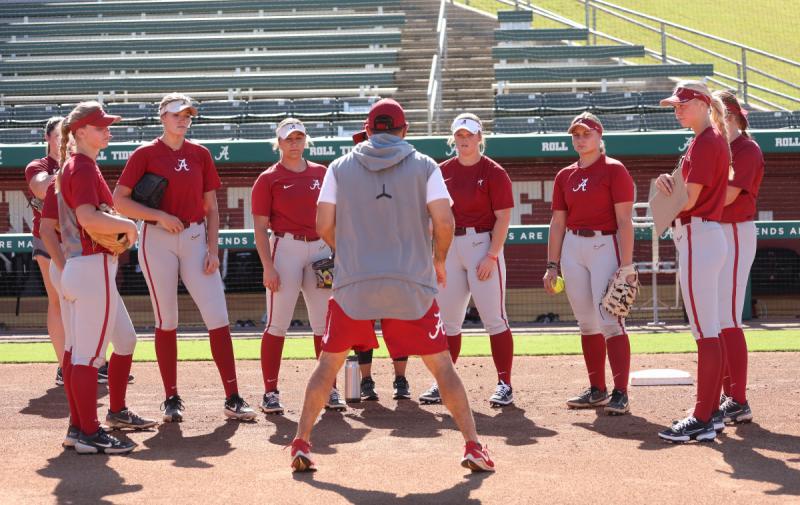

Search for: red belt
xmin=454 ymin=226 xmax=493 ymax=236
xmin=568 ymin=228 xmax=615 ymax=237
xmin=273 ymin=231 xmax=320 ymax=242
xmin=145 ymin=220 xmax=203 ymax=228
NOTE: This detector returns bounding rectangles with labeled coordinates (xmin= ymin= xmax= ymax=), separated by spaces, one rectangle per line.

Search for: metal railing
xmin=427 ymin=0 xmax=447 ymax=134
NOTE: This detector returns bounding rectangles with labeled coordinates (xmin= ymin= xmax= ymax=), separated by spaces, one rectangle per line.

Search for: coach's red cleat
xmin=290 ymin=438 xmax=316 ymax=472
xmin=461 ymin=441 xmax=496 ymax=472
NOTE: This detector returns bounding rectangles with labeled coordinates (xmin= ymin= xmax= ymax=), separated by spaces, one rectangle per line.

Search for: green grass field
xmin=1 ymin=330 xmax=798 ymax=363
xmin=461 ymin=0 xmax=799 ymax=110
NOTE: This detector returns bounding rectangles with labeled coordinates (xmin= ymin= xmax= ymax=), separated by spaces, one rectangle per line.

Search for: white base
xmin=630 ymin=368 xmax=693 ymax=386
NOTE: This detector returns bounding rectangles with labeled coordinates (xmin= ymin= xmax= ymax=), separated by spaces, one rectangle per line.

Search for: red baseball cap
xmin=660 ymin=87 xmax=711 ymax=107
xmin=567 ymin=116 xmax=603 ymax=135
xmin=69 ymin=107 xmax=121 ymax=133
xmin=367 ymin=98 xmax=407 ymax=131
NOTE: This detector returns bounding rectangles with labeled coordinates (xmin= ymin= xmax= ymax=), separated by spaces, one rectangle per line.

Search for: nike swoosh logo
xmin=226 ymin=378 xmax=236 ymax=383
xmin=283 ymin=185 xmax=294 ymax=189
xmin=93 ymin=440 xmax=113 ymax=448
xmin=444 ymin=178 xmax=453 ymax=182
xmin=191 ymin=234 xmax=200 ymax=240
xmin=472 ymin=241 xmax=484 ymax=247
xmin=593 ymin=244 xmax=605 ymax=250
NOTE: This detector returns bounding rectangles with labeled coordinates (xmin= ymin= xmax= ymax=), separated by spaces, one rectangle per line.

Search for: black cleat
xmin=392 ymin=375 xmax=411 ymax=400
xmin=566 ymin=386 xmax=609 ymax=409
xmin=224 ymin=393 xmax=257 ymax=421
xmin=360 ymin=377 xmax=379 ymax=401
xmin=75 ymin=428 xmax=135 ymax=455
xmin=720 ymin=397 xmax=753 ymax=424
xmin=659 ymin=416 xmax=716 ymax=443
xmin=419 ymin=383 xmax=442 ymax=404
xmin=106 ymin=408 xmax=158 ymax=430
xmin=161 ymin=395 xmax=185 ymax=423
xmin=489 ymin=381 xmax=514 ymax=407
xmin=604 ymin=389 xmax=630 ymax=416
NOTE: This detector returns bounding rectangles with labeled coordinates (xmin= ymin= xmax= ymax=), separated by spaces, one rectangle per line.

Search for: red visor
xmin=660 ymin=87 xmax=711 ymax=107
xmin=69 ymin=108 xmax=121 ymax=133
xmin=568 ymin=117 xmax=603 ymax=135
xmin=725 ymin=99 xmax=749 ymax=120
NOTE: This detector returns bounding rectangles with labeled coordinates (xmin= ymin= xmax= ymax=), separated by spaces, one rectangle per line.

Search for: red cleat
xmin=461 ymin=441 xmax=496 ymax=472
xmin=290 ymin=438 xmax=316 ymax=472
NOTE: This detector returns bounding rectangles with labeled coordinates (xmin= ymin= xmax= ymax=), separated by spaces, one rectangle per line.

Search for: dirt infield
xmin=2 ymin=353 xmax=799 ymax=504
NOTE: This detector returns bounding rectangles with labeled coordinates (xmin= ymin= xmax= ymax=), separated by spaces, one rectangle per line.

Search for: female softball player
xmin=251 ymin=118 xmax=345 ymax=414
xmin=25 ymin=116 xmax=66 ymax=384
xmin=655 ymin=82 xmax=731 ymax=443
xmin=713 ymin=90 xmax=763 ymax=425
xmin=543 ymin=112 xmax=635 ymax=416
xmin=113 ymin=93 xmax=255 ymax=423
xmin=57 ymin=101 xmax=156 ymax=454
xmin=420 ymin=113 xmax=515 ymax=408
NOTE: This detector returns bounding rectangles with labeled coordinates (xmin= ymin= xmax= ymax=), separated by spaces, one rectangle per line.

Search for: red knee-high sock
xmin=108 ymin=353 xmax=133 ymax=412
xmin=581 ymin=334 xmax=607 ymax=391
xmin=260 ymin=331 xmax=284 ymax=393
xmin=62 ymin=349 xmax=80 ymax=427
xmin=721 ymin=360 xmax=732 ymax=397
xmin=694 ymin=338 xmax=723 ymax=423
xmin=721 ymin=327 xmax=749 ymax=403
xmin=715 ymin=334 xmax=729 ymax=404
xmin=489 ymin=329 xmax=513 ymax=385
xmin=605 ymin=334 xmax=630 ymax=393
xmin=313 ymin=334 xmax=323 ymax=359
xmin=155 ymin=328 xmax=178 ymax=398
xmin=209 ymin=326 xmax=238 ymax=397
xmin=447 ymin=333 xmax=462 ymax=363
xmin=71 ymin=364 xmax=100 ymax=435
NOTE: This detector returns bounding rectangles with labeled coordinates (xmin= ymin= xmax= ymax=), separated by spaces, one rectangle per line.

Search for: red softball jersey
xmin=439 ymin=156 xmax=514 ymax=229
xmin=720 ymin=135 xmax=764 ymax=223
xmin=678 ymin=126 xmax=730 ymax=222
xmin=60 ymin=153 xmax=115 ymax=256
xmin=551 ymin=155 xmax=634 ymax=232
xmin=40 ymin=180 xmax=61 ymax=242
xmin=251 ymin=161 xmax=327 ymax=236
xmin=24 ymin=156 xmax=59 ymax=238
xmin=118 ymin=138 xmax=221 ymax=223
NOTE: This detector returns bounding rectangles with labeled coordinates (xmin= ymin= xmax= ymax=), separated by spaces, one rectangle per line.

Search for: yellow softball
xmin=553 ymin=276 xmax=565 ymax=294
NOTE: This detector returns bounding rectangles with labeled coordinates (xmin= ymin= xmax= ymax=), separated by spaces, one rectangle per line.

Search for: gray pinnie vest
xmin=331 ymin=133 xmax=438 ymax=320
xmin=57 ymin=190 xmax=84 ymax=259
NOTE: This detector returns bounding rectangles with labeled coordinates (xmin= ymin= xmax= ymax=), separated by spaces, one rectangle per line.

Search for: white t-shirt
xmin=317 ymin=165 xmax=452 ymax=205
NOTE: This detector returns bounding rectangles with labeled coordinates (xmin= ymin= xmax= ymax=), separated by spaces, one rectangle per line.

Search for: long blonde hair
xmin=447 ymin=112 xmax=486 ymax=154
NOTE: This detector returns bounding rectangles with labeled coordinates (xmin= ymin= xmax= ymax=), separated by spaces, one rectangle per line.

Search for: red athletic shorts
xmin=321 ymin=299 xmax=448 ymax=359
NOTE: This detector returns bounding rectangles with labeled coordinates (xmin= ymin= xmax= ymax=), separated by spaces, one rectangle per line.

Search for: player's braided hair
xmin=714 ymin=90 xmax=750 ymax=138
xmin=58 ymin=101 xmax=104 ymax=168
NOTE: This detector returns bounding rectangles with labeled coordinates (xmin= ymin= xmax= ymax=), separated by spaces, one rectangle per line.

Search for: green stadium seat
xmin=10 ymin=103 xmax=60 ymax=125
xmin=333 ymin=120 xmax=366 ymax=137
xmin=597 ymin=114 xmax=643 ymax=132
xmin=197 ymin=101 xmax=246 ymax=122
xmin=246 ymin=99 xmax=290 ymax=120
xmin=542 ymin=115 xmax=576 ymax=133
xmin=494 ymin=28 xmax=589 ymax=42
xmin=0 ymin=0 xmax=403 ymax=19
xmin=0 ymin=127 xmax=43 ymax=144
xmin=639 ymin=90 xmax=674 ymax=111
xmin=497 ymin=10 xmax=533 ymax=24
xmin=495 ymin=64 xmax=714 ymax=82
xmin=493 ymin=116 xmax=542 ymax=134
xmin=793 ymin=111 xmax=800 ymax=128
xmin=1 ymin=30 xmax=403 ymax=57
xmin=0 ymin=106 xmax=12 ymax=125
xmin=238 ymin=122 xmax=278 ymax=140
xmin=591 ymin=92 xmax=640 ymax=113
xmin=3 ymin=13 xmax=407 ymax=38
xmin=642 ymin=112 xmax=684 ymax=131
xmin=542 ymin=92 xmax=592 ymax=115
xmin=492 ymin=45 xmax=646 ymax=61
xmin=189 ymin=123 xmax=238 ymax=140
xmin=106 ymin=102 xmax=154 ymax=123
xmin=0 ymin=69 xmax=396 ymax=96
xmin=339 ymin=96 xmax=380 ymax=117
xmin=292 ymin=98 xmax=342 ymax=119
xmin=303 ymin=122 xmax=334 ymax=138
xmin=495 ymin=93 xmax=544 ymax=114
xmin=109 ymin=125 xmax=141 ymax=143
xmin=746 ymin=111 xmax=793 ymax=129
xmin=140 ymin=124 xmax=166 ymax=141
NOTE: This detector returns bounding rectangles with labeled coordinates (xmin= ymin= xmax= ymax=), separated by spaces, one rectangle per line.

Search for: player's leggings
xmin=139 ymin=221 xmax=228 ymax=330
xmin=437 ymin=230 xmax=509 ymax=336
xmin=561 ymin=231 xmax=625 ymax=337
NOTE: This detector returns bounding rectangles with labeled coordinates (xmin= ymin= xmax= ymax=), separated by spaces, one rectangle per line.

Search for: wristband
xmin=546 ymin=261 xmax=559 ymax=270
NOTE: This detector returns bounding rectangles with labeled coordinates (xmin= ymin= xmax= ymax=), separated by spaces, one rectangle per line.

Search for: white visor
xmin=277 ymin=122 xmax=307 ymax=139
xmin=160 ymin=99 xmax=198 ymax=116
xmin=451 ymin=117 xmax=481 ymax=134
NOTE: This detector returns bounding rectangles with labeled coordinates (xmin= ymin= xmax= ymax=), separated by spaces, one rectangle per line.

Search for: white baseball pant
xmin=437 ymin=229 xmax=509 ymax=336
xmin=60 ymin=254 xmax=137 ymax=367
xmin=139 ymin=221 xmax=229 ymax=331
xmin=266 ymin=234 xmax=332 ymax=336
xmin=673 ymin=217 xmax=727 ymax=340
xmin=49 ymin=261 xmax=75 ymax=355
xmin=718 ymin=221 xmax=757 ymax=328
xmin=561 ymin=231 xmax=625 ymax=338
